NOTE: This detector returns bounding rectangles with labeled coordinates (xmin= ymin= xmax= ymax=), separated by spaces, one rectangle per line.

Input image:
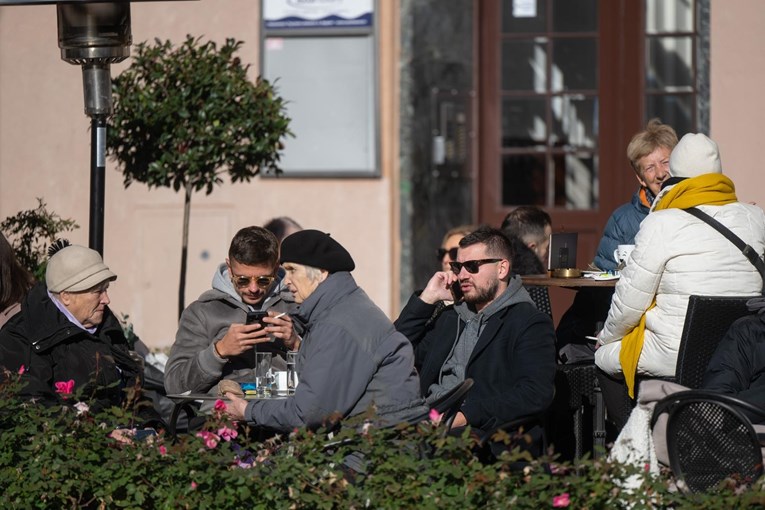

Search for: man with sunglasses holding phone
xmin=395 ymin=226 xmax=556 ymax=435
xmin=165 ymin=226 xmax=300 ymax=398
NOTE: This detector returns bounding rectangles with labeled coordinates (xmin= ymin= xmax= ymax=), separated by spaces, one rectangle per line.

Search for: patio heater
xmin=0 ymin=0 xmax=193 ymax=255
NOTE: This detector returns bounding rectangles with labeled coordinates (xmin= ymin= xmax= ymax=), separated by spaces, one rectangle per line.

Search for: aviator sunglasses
xmin=436 ymin=247 xmax=459 ymax=261
xmin=449 ymin=259 xmax=502 ymax=274
xmin=231 ymin=273 xmax=276 ymax=289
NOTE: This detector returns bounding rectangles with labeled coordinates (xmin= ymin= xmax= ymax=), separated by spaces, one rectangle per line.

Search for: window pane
xmin=502 ymin=38 xmax=547 ymax=92
xmin=551 ymin=95 xmax=598 ymax=148
xmin=552 ymin=38 xmax=598 ymax=92
xmin=553 ymin=0 xmax=598 ymax=33
xmin=646 ymin=36 xmax=693 ymax=90
xmin=646 ymin=94 xmax=693 ymax=136
xmin=502 ymin=0 xmax=547 ymax=33
xmin=554 ymin=152 xmax=597 ymax=209
xmin=502 ymin=152 xmax=547 ymax=206
xmin=502 ymin=98 xmax=546 ymax=147
xmin=646 ymin=0 xmax=694 ymax=34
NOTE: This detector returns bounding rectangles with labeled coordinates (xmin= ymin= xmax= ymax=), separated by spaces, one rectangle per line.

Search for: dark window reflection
xmin=502 ymin=98 xmax=547 ymax=147
xmin=556 ymin=153 xmax=598 ymax=209
xmin=502 ymin=152 xmax=547 ymax=206
xmin=646 ymin=36 xmax=693 ymax=89
xmin=646 ymin=94 xmax=693 ymax=136
xmin=551 ymin=95 xmax=598 ymax=148
xmin=502 ymin=39 xmax=548 ymax=91
xmin=553 ymin=0 xmax=599 ymax=32
xmin=502 ymin=0 xmax=547 ymax=33
xmin=552 ymin=38 xmax=598 ymax=91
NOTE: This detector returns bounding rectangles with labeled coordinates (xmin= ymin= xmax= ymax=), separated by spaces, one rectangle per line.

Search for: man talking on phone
xmin=394 ymin=227 xmax=556 ymax=437
xmin=165 ymin=226 xmax=300 ymax=399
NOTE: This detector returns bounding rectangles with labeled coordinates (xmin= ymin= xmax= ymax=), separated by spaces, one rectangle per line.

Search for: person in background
xmin=165 ymin=226 xmax=300 ymax=398
xmin=557 ymin=119 xmax=679 ymax=356
xmin=0 ymin=241 xmax=161 ymax=427
xmin=593 ymin=118 xmax=678 ymax=271
xmin=0 ymin=232 xmax=34 ymax=329
xmin=595 ymin=133 xmax=765 ymax=427
xmin=500 ymin=207 xmax=553 ymax=316
xmin=225 ymin=230 xmax=421 ymax=430
xmin=500 ymin=206 xmax=552 ymax=268
xmin=395 ymin=227 xmax=556 ymax=433
xmin=437 ymin=225 xmax=475 ymax=273
xmin=264 ymin=216 xmax=302 ymax=243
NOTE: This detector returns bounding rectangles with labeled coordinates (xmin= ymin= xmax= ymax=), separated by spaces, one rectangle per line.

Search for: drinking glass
xmin=286 ymin=351 xmax=299 ymax=393
xmin=255 ymin=352 xmax=273 ymax=397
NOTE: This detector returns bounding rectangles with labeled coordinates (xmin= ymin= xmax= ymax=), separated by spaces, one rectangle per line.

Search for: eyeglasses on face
xmin=449 ymin=259 xmax=502 ymax=274
xmin=231 ymin=273 xmax=276 ymax=289
xmin=437 ymin=247 xmax=459 ymax=261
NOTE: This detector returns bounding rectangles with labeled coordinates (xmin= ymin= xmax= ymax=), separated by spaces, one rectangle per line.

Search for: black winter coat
xmin=702 ymin=313 xmax=765 ymax=423
xmin=0 ymin=283 xmax=160 ymax=425
xmin=394 ymin=293 xmax=556 ymax=431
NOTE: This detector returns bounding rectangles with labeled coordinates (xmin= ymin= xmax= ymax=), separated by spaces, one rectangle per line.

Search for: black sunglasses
xmin=449 ymin=259 xmax=502 ymax=274
xmin=437 ymin=247 xmax=459 ymax=261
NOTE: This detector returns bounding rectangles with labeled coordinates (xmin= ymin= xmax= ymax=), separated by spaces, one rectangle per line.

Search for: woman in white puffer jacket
xmin=596 ymin=133 xmax=765 ymax=382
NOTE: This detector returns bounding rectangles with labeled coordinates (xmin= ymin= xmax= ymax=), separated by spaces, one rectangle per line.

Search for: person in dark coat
xmin=395 ymin=227 xmax=556 ymax=432
xmin=0 ymin=242 xmax=160 ymax=427
xmin=702 ymin=297 xmax=765 ymax=423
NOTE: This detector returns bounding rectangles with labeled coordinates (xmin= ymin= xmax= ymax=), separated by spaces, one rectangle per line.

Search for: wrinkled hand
xmin=224 ymin=393 xmax=248 ymax=421
xmin=215 ymin=322 xmax=270 ymax=358
xmin=262 ymin=311 xmax=300 ymax=350
xmin=419 ymin=271 xmax=460 ymax=305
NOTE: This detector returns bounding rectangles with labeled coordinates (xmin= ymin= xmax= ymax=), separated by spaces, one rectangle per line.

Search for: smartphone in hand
xmin=450 ymin=280 xmax=464 ymax=303
xmin=246 ymin=311 xmax=268 ymax=327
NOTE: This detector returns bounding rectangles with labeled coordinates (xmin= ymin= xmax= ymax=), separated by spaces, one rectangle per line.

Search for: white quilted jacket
xmin=596 ymin=200 xmax=765 ymax=377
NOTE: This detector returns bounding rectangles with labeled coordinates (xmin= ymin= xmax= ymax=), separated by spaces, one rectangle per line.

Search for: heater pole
xmin=89 ymin=115 xmax=107 ymax=255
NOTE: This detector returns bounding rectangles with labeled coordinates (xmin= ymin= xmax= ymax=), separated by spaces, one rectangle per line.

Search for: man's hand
xmin=450 ymin=412 xmax=467 ymax=429
xmin=419 ymin=271 xmax=460 ymax=305
xmin=214 ymin=322 xmax=270 ymax=358
xmin=224 ymin=393 xmax=248 ymax=421
xmin=262 ymin=311 xmax=300 ymax=350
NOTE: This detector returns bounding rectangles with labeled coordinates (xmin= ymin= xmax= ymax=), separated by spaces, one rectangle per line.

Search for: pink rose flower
xmin=428 ymin=408 xmax=443 ymax=423
xmin=553 ymin=493 xmax=571 ymax=508
xmin=54 ymin=379 xmax=75 ymax=397
xmin=18 ymin=365 xmax=25 ymax=375
xmin=158 ymin=445 xmax=167 ymax=456
xmin=214 ymin=399 xmax=227 ymax=412
xmin=196 ymin=430 xmax=220 ymax=449
xmin=73 ymin=402 xmax=90 ymax=415
xmin=190 ymin=481 xmax=198 ymax=490
xmin=217 ymin=426 xmax=238 ymax=442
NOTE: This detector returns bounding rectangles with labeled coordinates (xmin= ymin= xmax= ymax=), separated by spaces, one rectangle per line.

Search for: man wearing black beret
xmin=226 ymin=230 xmax=422 ymax=430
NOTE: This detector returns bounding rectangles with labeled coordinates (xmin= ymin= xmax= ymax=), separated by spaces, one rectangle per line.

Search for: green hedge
xmin=1 ymin=372 xmax=763 ymax=509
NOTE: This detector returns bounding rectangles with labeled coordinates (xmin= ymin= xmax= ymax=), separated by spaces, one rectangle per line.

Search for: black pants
xmin=596 ymin=369 xmax=635 ymax=434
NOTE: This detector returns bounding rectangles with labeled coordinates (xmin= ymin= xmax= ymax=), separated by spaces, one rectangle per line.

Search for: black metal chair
xmin=430 ymin=378 xmax=474 ymax=431
xmin=652 ymin=389 xmax=765 ymax=493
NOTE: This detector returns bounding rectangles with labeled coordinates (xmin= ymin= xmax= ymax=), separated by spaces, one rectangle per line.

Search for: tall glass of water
xmin=255 ymin=352 xmax=273 ymax=397
xmin=286 ymin=351 xmax=299 ymax=393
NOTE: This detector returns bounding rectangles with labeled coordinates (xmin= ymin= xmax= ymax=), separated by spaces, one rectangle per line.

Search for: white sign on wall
xmin=263 ymin=0 xmax=374 ymax=30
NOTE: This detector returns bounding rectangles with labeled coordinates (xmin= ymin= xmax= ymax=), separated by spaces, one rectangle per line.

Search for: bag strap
xmin=684 ymin=207 xmax=765 ymax=293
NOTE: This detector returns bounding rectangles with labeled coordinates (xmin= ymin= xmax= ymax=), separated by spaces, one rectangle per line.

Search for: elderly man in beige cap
xmin=0 ymin=242 xmax=160 ymax=427
xmin=594 ymin=133 xmax=765 ymax=429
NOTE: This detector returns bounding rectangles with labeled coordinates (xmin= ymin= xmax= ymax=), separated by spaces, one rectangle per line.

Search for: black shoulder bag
xmin=684 ymin=207 xmax=765 ymax=294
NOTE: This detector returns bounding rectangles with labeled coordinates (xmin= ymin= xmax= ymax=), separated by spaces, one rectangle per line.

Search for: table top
xmin=167 ymin=392 xmax=290 ymax=402
xmin=521 ymin=274 xmax=619 ymax=288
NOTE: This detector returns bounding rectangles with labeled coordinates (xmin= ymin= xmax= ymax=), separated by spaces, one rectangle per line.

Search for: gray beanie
xmin=46 ymin=245 xmax=117 ymax=293
xmin=669 ymin=133 xmax=722 ymax=178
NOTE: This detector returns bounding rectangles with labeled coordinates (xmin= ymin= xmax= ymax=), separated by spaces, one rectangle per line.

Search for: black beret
xmin=280 ymin=230 xmax=355 ymax=273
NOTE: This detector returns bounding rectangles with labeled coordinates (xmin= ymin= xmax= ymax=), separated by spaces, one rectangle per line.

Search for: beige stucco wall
xmin=710 ymin=0 xmax=765 ymax=206
xmin=0 ymin=0 xmax=400 ymax=349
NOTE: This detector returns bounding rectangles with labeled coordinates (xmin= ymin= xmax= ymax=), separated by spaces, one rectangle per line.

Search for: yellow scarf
xmin=619 ymin=173 xmax=738 ymax=397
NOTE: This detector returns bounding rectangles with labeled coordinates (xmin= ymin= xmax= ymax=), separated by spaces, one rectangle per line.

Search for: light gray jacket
xmin=164 ymin=264 xmax=298 ymax=396
xmin=245 ymin=272 xmax=421 ymax=431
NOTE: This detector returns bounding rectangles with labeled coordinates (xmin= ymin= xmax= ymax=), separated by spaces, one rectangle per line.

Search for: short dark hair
xmin=263 ymin=216 xmax=302 ymax=243
xmin=459 ymin=226 xmax=514 ymax=261
xmin=500 ymin=206 xmax=551 ymax=246
xmin=228 ymin=226 xmax=279 ymax=267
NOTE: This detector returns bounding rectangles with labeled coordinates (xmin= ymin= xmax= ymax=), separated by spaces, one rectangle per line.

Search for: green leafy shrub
xmin=0 ymin=198 xmax=79 ymax=280
xmin=1 ymin=370 xmax=764 ymax=509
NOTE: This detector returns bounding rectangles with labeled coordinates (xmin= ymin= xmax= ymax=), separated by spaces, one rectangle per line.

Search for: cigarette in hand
xmin=272 ymin=312 xmax=287 ymax=319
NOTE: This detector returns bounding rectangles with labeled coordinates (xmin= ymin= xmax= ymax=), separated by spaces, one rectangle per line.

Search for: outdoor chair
xmin=610 ymin=295 xmax=752 ymax=430
xmin=652 ymin=389 xmax=765 ymax=493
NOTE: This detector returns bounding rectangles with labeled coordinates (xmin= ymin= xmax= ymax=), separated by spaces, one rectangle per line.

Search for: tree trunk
xmin=178 ymin=182 xmax=192 ymax=320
